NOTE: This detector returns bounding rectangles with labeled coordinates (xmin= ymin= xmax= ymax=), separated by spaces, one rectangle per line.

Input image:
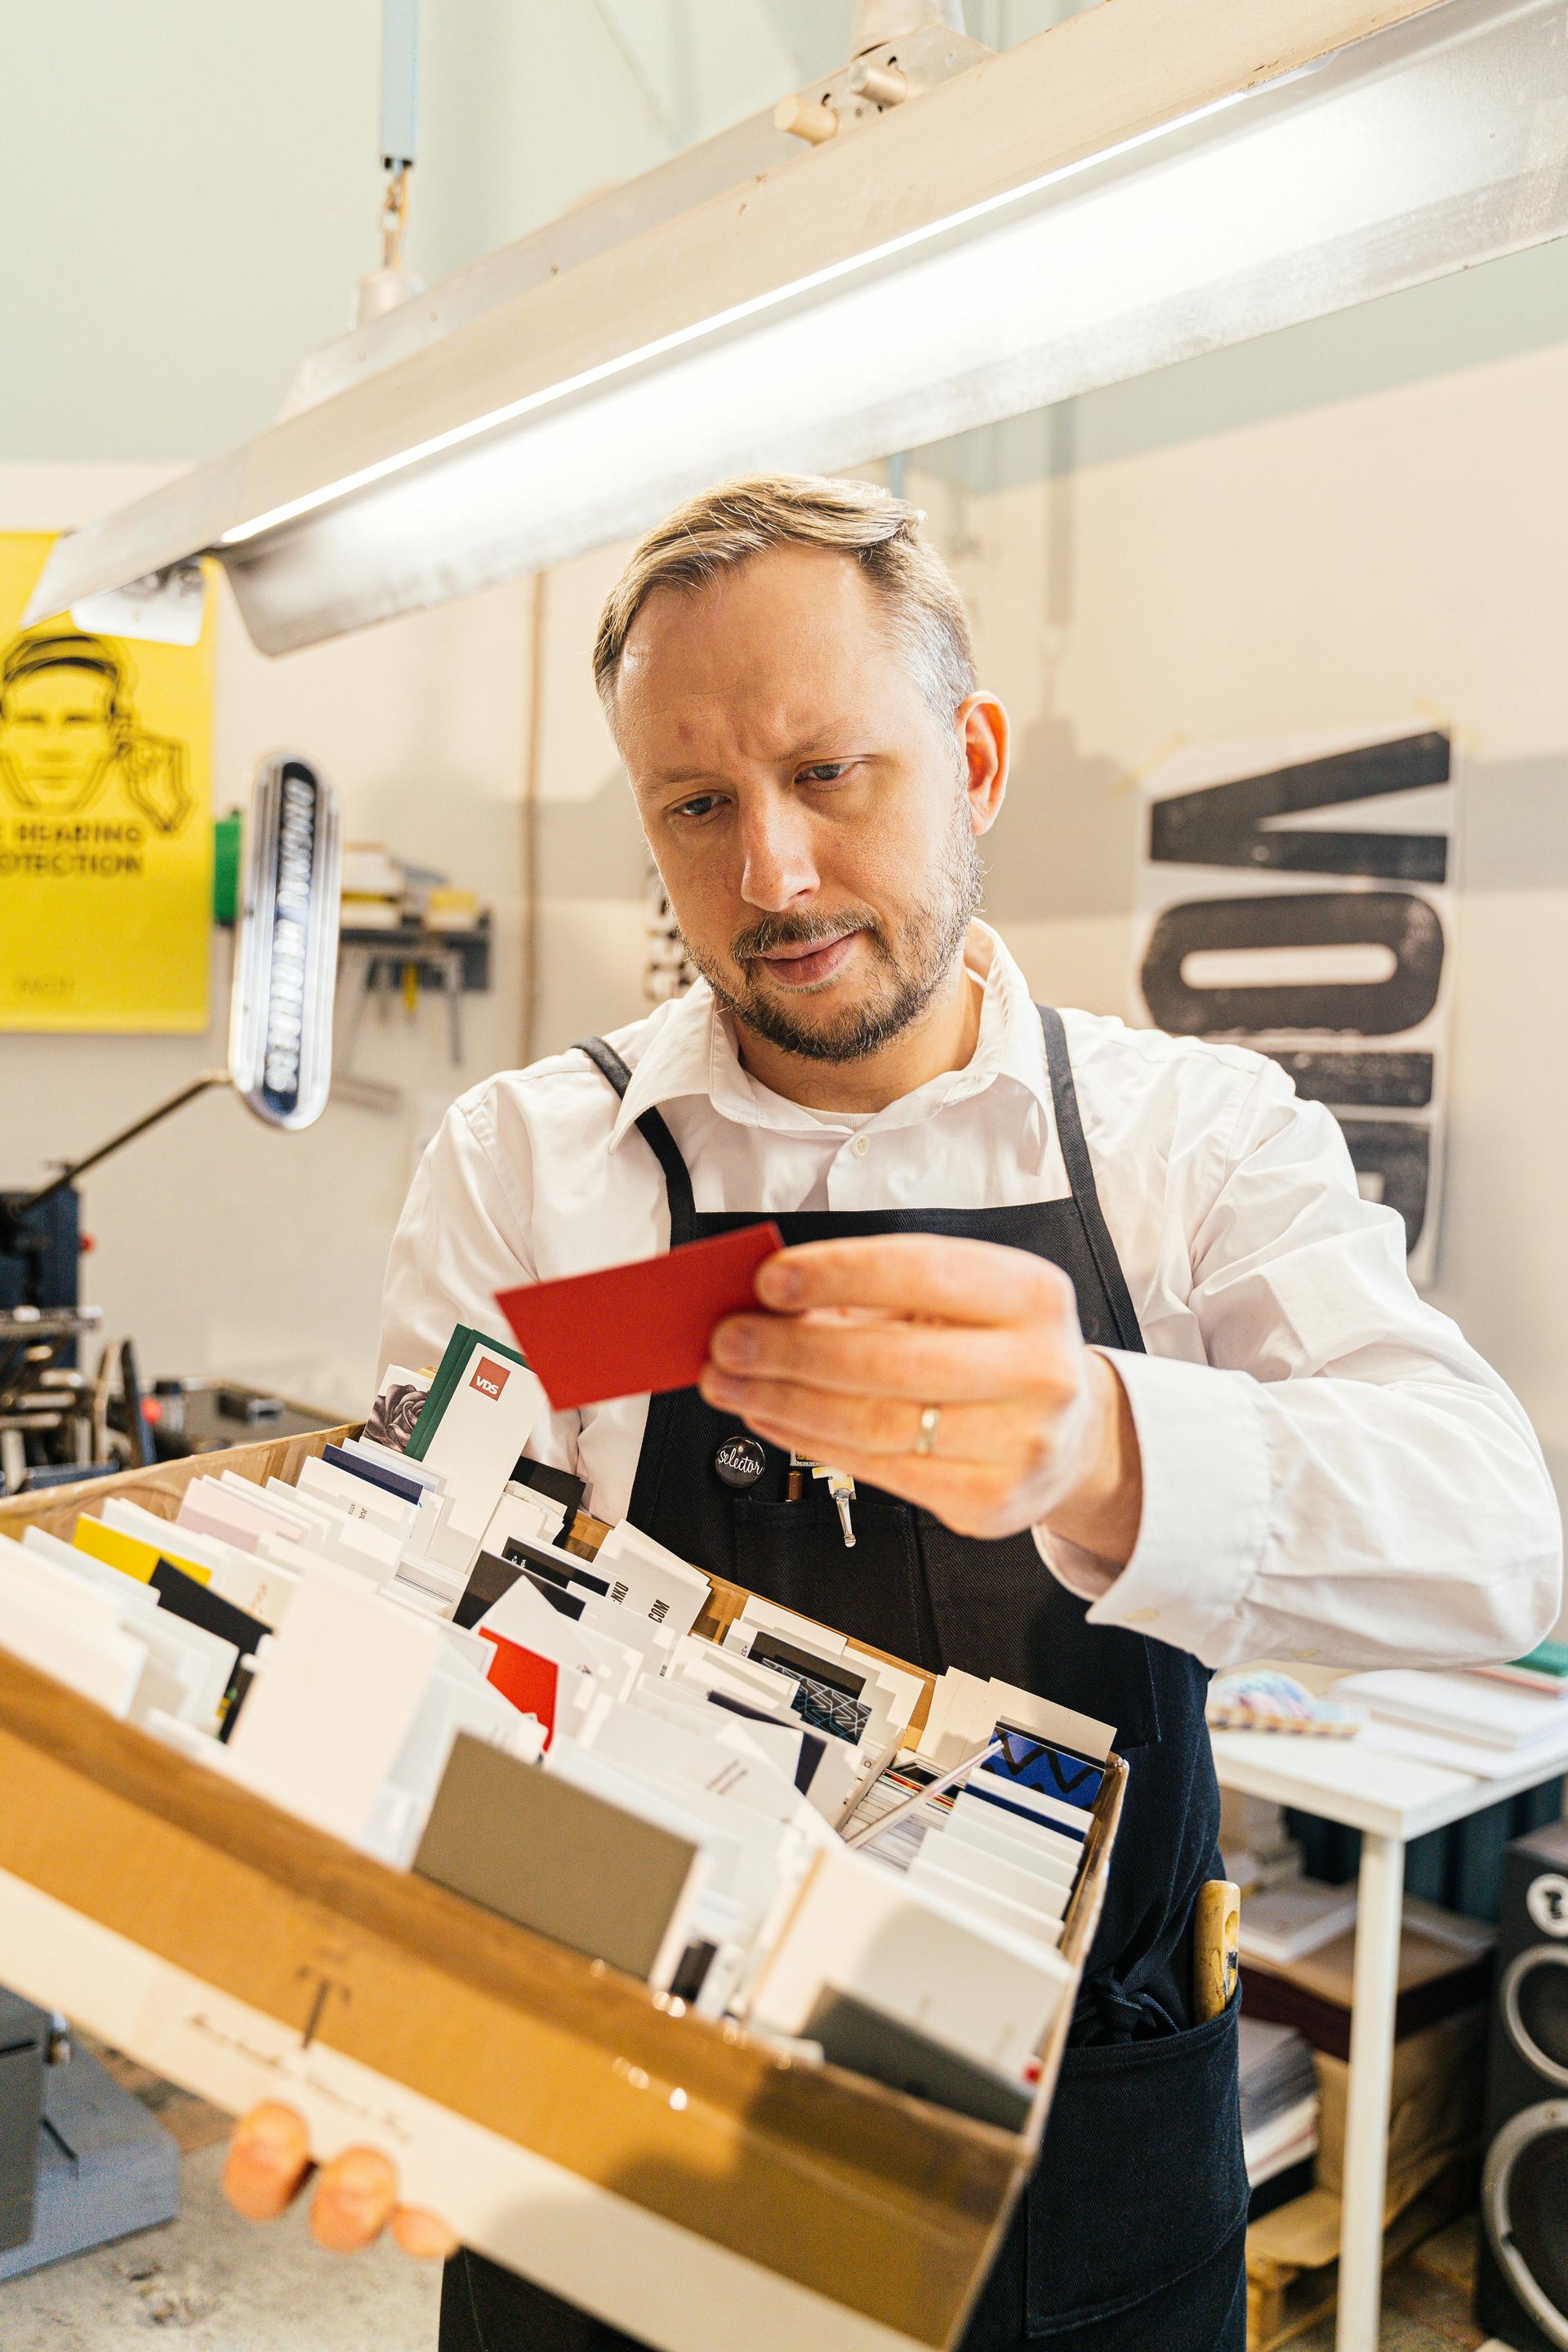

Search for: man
xmin=224 ymin=474 xmax=1561 ymax=2349
xmin=0 ymin=628 xmax=190 ymax=831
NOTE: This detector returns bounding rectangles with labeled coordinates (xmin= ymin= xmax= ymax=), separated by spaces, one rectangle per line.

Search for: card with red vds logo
xmin=496 ymin=1221 xmax=785 ymax=1411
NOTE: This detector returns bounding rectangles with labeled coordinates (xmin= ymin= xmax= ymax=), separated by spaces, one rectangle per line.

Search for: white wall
xmin=0 ymin=0 xmax=871 ymax=460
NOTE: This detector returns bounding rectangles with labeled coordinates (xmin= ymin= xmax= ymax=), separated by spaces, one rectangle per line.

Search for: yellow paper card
xmin=0 ymin=534 xmax=213 ymax=1031
xmin=74 ymin=1517 xmax=158 ymax=1584
xmin=73 ymin=1514 xmax=213 ymax=1588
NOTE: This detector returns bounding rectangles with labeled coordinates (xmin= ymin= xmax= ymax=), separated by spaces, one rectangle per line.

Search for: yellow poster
xmin=0 ymin=533 xmax=212 ymax=1032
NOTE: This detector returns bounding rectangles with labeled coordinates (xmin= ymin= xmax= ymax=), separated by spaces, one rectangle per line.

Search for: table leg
xmin=1335 ymin=1829 xmax=1404 ymax=2352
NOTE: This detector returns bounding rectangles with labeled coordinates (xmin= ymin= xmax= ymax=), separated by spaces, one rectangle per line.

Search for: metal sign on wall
xmin=1132 ymin=727 xmax=1455 ymax=1286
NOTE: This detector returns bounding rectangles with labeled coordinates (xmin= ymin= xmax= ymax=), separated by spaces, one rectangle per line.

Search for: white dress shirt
xmin=381 ymin=923 xmax=1561 ymax=1673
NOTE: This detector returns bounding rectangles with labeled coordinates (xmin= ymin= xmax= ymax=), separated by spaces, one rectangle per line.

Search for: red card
xmin=480 ymin=1630 xmax=559 ymax=1746
xmin=496 ymin=1221 xmax=784 ymax=1411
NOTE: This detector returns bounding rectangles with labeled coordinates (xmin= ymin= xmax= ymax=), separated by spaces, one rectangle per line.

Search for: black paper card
xmin=509 ymin=1457 xmax=586 ymax=1524
xmin=151 ymin=1559 xmax=269 ymax=1660
xmin=453 ymin=1550 xmax=523 ymax=1631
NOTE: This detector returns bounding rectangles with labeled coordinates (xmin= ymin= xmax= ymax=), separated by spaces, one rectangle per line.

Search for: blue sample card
xmin=988 ymin=1726 xmax=1103 ymax=1811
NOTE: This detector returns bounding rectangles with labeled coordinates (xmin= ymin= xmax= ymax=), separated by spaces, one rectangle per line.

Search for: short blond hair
xmin=593 ymin=473 xmax=977 ymax=725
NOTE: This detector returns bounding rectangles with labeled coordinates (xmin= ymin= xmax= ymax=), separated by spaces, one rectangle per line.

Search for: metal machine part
xmin=146 ymin=1379 xmax=337 ymax=1459
xmin=0 ymin=1990 xmax=48 ymax=2256
xmin=229 ymin=753 xmax=343 ymax=1131
xmin=0 ymin=2036 xmax=180 ymax=2283
xmin=355 ymin=0 xmax=426 ymax=328
xmin=0 ymin=757 xmax=341 ymax=1486
xmin=776 ymin=2 xmax=987 ymax=144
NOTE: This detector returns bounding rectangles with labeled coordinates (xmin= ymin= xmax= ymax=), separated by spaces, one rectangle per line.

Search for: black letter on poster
xmin=1148 ymin=733 xmax=1450 ymax=882
xmin=1141 ymin=734 xmax=1451 ymax=1261
xmin=1139 ymin=892 xmax=1444 ymax=1038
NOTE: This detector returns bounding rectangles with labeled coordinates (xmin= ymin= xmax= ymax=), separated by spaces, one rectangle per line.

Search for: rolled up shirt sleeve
xmin=1037 ymin=1058 xmax=1563 ymax=1672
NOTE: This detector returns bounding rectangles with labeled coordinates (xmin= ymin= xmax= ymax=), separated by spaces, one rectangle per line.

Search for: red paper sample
xmin=481 ymin=1630 xmax=559 ymax=1745
xmin=496 ymin=1221 xmax=785 ymax=1411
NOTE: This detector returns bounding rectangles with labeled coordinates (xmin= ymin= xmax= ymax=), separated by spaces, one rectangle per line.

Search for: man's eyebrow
xmin=648 ymin=737 xmax=872 ymax=787
xmin=649 ymin=765 xmax=720 ymax=788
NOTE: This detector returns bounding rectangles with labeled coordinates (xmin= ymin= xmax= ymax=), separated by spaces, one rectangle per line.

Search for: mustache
xmin=732 ymin=910 xmax=879 ymax=964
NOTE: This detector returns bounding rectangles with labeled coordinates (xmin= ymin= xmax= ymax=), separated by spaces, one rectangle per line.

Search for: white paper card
xmin=225 ymin=1569 xmax=444 ymax=1843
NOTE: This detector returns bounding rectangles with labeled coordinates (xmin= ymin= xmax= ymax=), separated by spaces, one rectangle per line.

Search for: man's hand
xmin=222 ymin=2104 xmax=457 ymax=2260
xmin=701 ymin=1236 xmax=1143 ymax=1561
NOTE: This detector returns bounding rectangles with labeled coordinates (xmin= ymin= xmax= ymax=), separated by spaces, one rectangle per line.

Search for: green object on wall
xmin=212 ymin=810 xmax=242 ymax=926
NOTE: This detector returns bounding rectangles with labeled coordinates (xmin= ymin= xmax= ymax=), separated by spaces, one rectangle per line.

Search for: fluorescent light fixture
xmin=24 ymin=0 xmax=1568 ymax=655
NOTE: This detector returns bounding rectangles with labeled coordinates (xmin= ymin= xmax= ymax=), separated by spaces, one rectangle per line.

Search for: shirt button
xmin=850 ymin=1134 xmax=870 ymax=1158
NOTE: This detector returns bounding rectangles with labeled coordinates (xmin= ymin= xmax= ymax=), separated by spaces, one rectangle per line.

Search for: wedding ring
xmin=914 ymin=1403 xmax=942 ymax=1456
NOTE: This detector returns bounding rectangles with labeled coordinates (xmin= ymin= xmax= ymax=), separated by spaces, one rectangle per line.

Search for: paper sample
xmin=496 ymin=1222 xmax=785 ymax=1410
xmin=414 ymin=1733 xmax=706 ymax=1988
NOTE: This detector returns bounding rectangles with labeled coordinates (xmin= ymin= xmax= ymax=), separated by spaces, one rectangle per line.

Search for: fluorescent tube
xmin=24 ymin=0 xmax=1568 ymax=654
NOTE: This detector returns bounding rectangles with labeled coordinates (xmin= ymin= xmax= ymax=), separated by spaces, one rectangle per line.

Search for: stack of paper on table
xmin=1239 ymin=2017 xmax=1319 ymax=2190
xmin=1334 ymin=1667 xmax=1568 ymax=1776
xmin=1240 ymin=1878 xmax=1360 ymax=1968
xmin=1465 ymin=1638 xmax=1568 ymax=1697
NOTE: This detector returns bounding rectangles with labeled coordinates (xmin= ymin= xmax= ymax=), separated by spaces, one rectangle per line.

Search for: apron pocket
xmin=733 ymin=1494 xmax=933 ymax=1666
xmin=1024 ymin=1998 xmax=1248 ymax=2336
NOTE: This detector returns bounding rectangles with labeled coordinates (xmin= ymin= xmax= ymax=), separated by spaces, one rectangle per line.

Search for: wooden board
xmin=1245 ymin=2155 xmax=1474 ymax=2352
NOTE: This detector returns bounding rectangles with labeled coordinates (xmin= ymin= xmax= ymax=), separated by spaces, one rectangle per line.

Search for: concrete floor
xmin=0 ymin=2140 xmax=442 ymax=2351
xmin=0 ymin=2175 xmax=1501 ymax=2352
xmin=0 ymin=2048 xmax=1508 ymax=2352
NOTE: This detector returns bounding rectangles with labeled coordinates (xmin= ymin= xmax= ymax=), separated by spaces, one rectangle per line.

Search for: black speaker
xmin=1476 ymin=1819 xmax=1568 ymax=2350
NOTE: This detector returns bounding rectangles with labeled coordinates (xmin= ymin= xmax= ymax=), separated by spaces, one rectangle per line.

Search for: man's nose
xmin=739 ymin=796 xmax=818 ymax=912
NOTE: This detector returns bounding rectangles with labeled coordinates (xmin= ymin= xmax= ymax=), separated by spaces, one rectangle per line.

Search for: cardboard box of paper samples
xmin=0 ymin=1432 xmax=1124 ymax=2352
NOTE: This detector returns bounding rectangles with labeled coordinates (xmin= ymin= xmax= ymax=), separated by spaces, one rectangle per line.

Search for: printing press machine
xmin=0 ymin=1987 xmax=179 ymax=2279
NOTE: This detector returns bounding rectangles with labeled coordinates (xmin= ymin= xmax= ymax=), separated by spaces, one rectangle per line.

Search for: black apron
xmin=442 ymin=1009 xmax=1247 ymax=2352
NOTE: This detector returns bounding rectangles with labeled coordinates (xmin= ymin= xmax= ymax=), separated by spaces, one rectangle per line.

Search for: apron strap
xmin=573 ymin=1036 xmax=697 ymax=1245
xmin=1037 ymin=1006 xmax=1145 ymax=1356
xmin=578 ymin=1018 xmax=1143 ymax=1352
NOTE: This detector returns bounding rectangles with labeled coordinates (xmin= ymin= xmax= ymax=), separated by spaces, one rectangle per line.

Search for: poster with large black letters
xmin=1132 ymin=727 xmax=1455 ymax=1285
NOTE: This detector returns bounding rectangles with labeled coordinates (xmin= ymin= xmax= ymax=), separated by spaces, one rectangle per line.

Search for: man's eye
xmin=798 ymin=761 xmax=851 ymax=784
xmin=673 ymin=794 xmax=724 ymax=820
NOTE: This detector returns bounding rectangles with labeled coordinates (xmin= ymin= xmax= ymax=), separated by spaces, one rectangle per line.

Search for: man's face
xmin=616 ymin=547 xmax=999 ymax=1063
xmin=0 ymin=666 xmax=116 ymax=810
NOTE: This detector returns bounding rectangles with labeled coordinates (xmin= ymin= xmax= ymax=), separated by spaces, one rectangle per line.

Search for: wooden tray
xmin=0 ymin=1435 xmax=1123 ymax=2351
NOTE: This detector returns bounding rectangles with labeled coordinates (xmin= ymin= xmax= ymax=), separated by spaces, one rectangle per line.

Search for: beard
xmin=683 ymin=799 xmax=983 ymax=1065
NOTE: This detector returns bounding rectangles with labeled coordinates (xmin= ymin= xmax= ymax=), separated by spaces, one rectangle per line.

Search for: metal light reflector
xmin=229 ymin=756 xmax=342 ymax=1129
xmin=24 ymin=0 xmax=1568 ymax=654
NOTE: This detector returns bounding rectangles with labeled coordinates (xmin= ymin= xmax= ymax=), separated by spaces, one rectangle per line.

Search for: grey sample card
xmin=803 ymin=1989 xmax=1032 ymax=2132
xmin=413 ymin=1734 xmax=700 ymax=1983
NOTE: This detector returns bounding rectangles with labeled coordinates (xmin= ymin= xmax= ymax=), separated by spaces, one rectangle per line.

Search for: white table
xmin=1209 ymin=1727 xmax=1567 ymax=2352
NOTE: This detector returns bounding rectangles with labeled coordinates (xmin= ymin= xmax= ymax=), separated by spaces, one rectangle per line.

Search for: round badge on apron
xmin=714 ymin=1433 xmax=766 ymax=1490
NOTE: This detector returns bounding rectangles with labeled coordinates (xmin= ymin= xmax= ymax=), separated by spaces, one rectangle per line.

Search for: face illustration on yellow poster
xmin=0 ymin=533 xmax=213 ymax=1032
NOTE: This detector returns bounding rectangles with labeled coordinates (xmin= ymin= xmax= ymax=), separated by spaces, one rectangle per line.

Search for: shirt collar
xmin=607 ymin=921 xmax=1054 ymax=1148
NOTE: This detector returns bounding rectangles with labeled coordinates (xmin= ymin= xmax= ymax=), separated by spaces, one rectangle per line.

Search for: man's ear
xmin=957 ymin=693 xmax=1009 ymax=835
